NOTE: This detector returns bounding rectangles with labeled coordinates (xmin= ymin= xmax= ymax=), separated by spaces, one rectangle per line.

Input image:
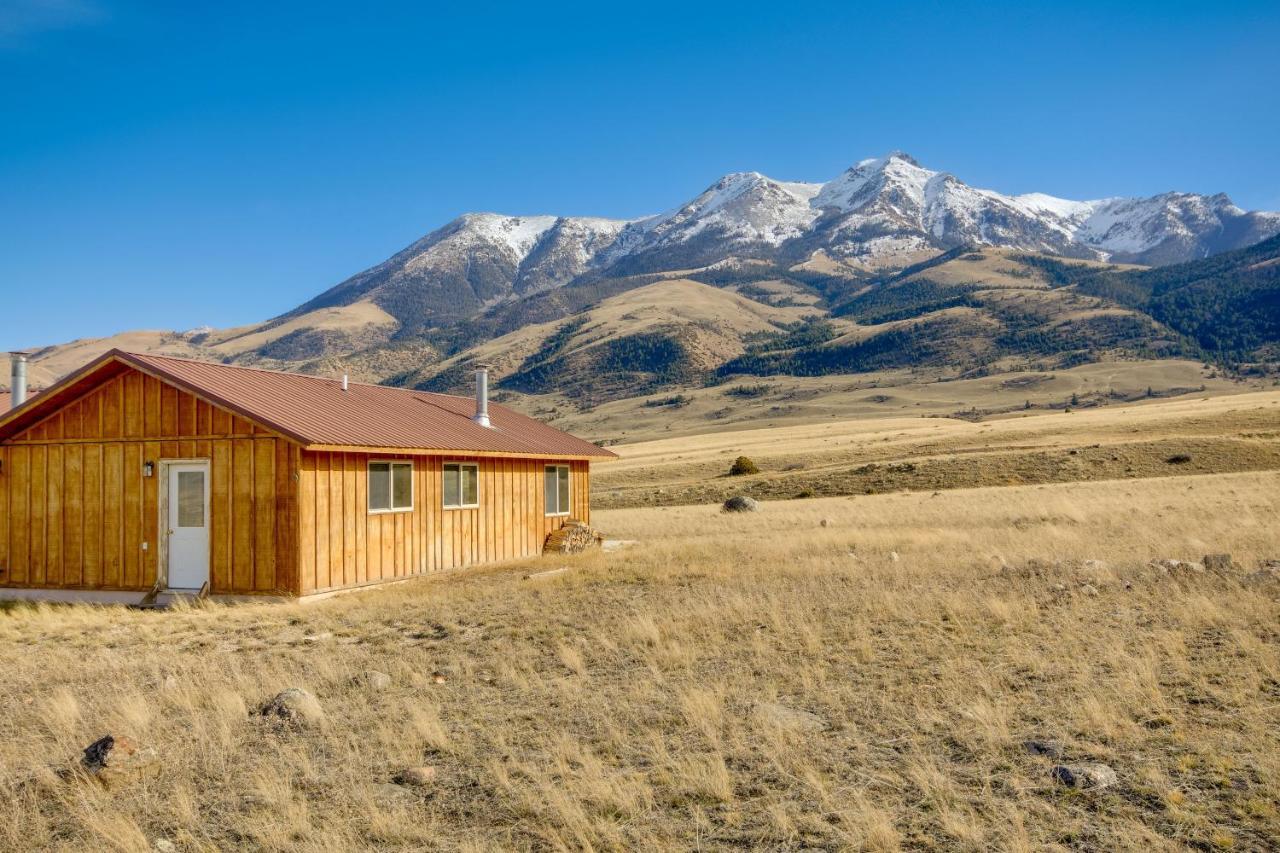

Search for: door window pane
xmin=392 ymin=463 xmax=413 ymax=509
xmin=558 ymin=466 xmax=570 ymax=515
xmin=177 ymin=471 xmax=205 ymax=527
xmin=369 ymin=462 xmax=391 ymax=511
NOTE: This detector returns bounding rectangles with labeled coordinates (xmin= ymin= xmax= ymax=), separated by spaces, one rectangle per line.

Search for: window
xmin=443 ymin=462 xmax=479 ymax=509
xmin=176 ymin=471 xmax=205 ymax=527
xmin=545 ymin=464 xmax=571 ymax=516
xmin=369 ymin=461 xmax=413 ymax=512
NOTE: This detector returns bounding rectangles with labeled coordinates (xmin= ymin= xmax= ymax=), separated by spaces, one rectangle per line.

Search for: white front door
xmin=166 ymin=461 xmax=210 ymax=590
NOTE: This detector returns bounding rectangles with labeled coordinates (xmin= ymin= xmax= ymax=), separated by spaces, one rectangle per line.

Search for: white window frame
xmin=368 ymin=459 xmax=414 ymax=514
xmin=545 ymin=464 xmax=571 ymax=516
xmin=443 ymin=461 xmax=480 ymax=510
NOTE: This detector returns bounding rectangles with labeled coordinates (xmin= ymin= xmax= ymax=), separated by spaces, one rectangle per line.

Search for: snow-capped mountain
xmin=289 ymin=153 xmax=1280 ymax=328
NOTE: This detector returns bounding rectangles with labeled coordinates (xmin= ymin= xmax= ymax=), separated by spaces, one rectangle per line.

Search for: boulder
xmin=722 ymin=495 xmax=760 ymax=513
xmin=1152 ymin=559 xmax=1205 ymax=576
xmin=1022 ymin=739 xmax=1064 ymax=759
xmin=255 ymin=688 xmax=325 ymax=728
xmin=359 ymin=671 xmax=392 ymax=691
xmin=392 ymin=766 xmax=438 ymax=787
xmin=1203 ymin=553 xmax=1235 ymax=573
xmin=79 ymin=735 xmax=158 ymax=786
xmin=1243 ymin=562 xmax=1280 ymax=587
xmin=1050 ymin=762 xmax=1117 ymax=790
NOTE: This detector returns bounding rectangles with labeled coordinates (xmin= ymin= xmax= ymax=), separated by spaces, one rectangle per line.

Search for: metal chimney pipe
xmin=473 ymin=366 xmax=491 ymax=428
xmin=341 ymin=374 xmax=349 ymax=391
xmin=10 ymin=352 xmax=28 ymax=407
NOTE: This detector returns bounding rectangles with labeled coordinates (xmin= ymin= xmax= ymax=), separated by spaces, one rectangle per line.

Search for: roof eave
xmin=301 ymin=442 xmax=616 ymax=461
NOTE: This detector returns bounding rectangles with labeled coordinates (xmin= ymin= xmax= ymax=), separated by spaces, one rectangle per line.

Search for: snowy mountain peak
xmin=295 ymin=153 xmax=1280 ymax=327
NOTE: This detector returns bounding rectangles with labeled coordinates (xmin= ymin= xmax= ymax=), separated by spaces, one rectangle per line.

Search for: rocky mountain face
xmin=284 ymin=153 xmax=1280 ymax=331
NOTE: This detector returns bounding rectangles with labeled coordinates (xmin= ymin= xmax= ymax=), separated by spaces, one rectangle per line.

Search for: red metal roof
xmin=0 ymin=389 xmax=36 ymax=414
xmin=0 ymin=351 xmax=616 ymax=459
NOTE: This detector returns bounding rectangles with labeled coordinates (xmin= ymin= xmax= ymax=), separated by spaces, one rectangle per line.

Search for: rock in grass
xmin=358 ymin=670 xmax=392 ymax=691
xmin=256 ymin=688 xmax=325 ymax=728
xmin=1202 ymin=553 xmax=1235 ymax=573
xmin=393 ymin=766 xmax=438 ymax=787
xmin=1022 ymin=739 xmax=1064 ymax=759
xmin=79 ymin=734 xmax=158 ymax=786
xmin=753 ymin=701 xmax=828 ymax=733
xmin=722 ymin=495 xmax=759 ymax=513
xmin=1243 ymin=562 xmax=1280 ymax=587
xmin=1051 ymin=762 xmax=1117 ymax=790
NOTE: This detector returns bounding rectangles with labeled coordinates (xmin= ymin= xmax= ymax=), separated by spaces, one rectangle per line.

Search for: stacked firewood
xmin=543 ymin=519 xmax=604 ymax=554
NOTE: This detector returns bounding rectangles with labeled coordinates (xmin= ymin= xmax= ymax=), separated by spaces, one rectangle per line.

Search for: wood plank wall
xmin=0 ymin=367 xmax=297 ymax=594
xmin=296 ymin=452 xmax=590 ymax=595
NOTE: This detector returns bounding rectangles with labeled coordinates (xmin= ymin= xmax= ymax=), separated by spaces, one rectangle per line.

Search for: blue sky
xmin=2 ymin=0 xmax=1278 ymax=347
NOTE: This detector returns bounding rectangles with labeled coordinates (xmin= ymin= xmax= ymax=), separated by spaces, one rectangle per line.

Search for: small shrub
xmin=643 ymin=394 xmax=692 ymax=409
xmin=729 ymin=456 xmax=759 ymax=476
xmin=725 ymin=384 xmax=770 ymax=399
xmin=1166 ymin=454 xmax=1193 ymax=465
xmin=794 ymin=488 xmax=816 ymax=499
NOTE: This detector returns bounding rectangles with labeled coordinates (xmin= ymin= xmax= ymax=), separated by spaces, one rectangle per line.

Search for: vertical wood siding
xmin=0 ymin=367 xmax=297 ymax=594
xmin=296 ymin=452 xmax=591 ymax=595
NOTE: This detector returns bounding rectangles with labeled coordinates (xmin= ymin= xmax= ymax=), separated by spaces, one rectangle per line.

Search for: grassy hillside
xmin=2 ymin=470 xmax=1277 ymax=850
xmin=592 ymin=389 xmax=1280 ymax=506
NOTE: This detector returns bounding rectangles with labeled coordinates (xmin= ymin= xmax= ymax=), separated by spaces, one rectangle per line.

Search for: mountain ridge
xmin=288 ymin=153 xmax=1280 ymax=332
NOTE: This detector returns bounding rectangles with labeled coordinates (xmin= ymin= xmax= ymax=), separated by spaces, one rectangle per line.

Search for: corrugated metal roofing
xmin=0 ymin=389 xmax=36 ymax=414
xmin=0 ymin=351 xmax=615 ymax=459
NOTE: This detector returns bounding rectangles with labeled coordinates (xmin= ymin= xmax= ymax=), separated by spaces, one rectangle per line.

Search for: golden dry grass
xmin=2 ymin=471 xmax=1279 ymax=850
xmin=594 ymin=389 xmax=1280 ymax=507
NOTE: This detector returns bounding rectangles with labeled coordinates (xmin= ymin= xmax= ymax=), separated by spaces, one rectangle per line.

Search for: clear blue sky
xmin=2 ymin=0 xmax=1278 ymax=348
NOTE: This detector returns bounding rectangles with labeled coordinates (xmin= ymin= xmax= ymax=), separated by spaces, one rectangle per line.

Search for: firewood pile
xmin=544 ymin=519 xmax=604 ymax=554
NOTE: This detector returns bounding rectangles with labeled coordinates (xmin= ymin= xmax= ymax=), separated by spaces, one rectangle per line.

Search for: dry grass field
xmin=594 ymin=389 xmax=1280 ymax=507
xmin=2 ymin=468 xmax=1279 ymax=851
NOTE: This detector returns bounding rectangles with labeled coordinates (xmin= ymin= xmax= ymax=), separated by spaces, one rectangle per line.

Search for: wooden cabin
xmin=0 ymin=350 xmax=615 ymax=603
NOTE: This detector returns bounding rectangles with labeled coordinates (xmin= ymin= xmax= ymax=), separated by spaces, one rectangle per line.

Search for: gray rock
xmin=371 ymin=782 xmax=418 ymax=806
xmin=753 ymin=701 xmax=828 ymax=732
xmin=1152 ymin=559 xmax=1204 ymax=575
xmin=392 ymin=766 xmax=438 ymax=787
xmin=256 ymin=688 xmax=325 ymax=728
xmin=1243 ymin=563 xmax=1280 ymax=587
xmin=79 ymin=734 xmax=158 ymax=786
xmin=1080 ymin=583 xmax=1099 ymax=597
xmin=722 ymin=495 xmax=760 ymax=513
xmin=1022 ymin=739 xmax=1064 ymax=759
xmin=359 ymin=670 xmax=392 ymax=691
xmin=1203 ymin=553 xmax=1235 ymax=573
xmin=1051 ymin=762 xmax=1117 ymax=790
xmin=154 ymin=840 xmax=177 ymax=853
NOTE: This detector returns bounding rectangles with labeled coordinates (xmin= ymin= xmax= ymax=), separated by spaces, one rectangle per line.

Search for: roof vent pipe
xmin=10 ymin=352 xmax=28 ymax=407
xmin=341 ymin=374 xmax=349 ymax=391
xmin=473 ymin=366 xmax=491 ymax=428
